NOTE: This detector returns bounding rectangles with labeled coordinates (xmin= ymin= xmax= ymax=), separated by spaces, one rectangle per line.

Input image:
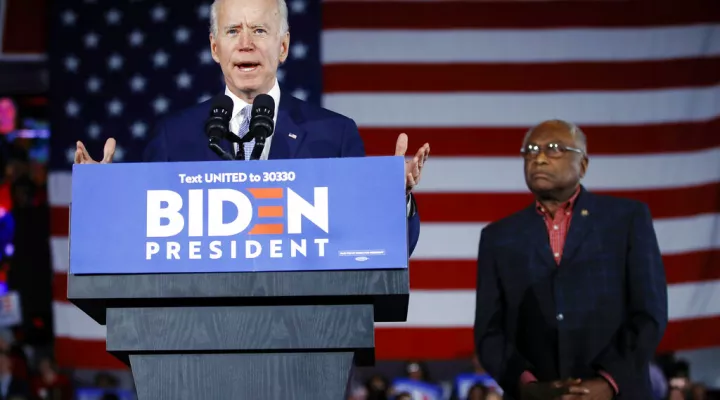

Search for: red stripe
xmin=324 ymin=58 xmax=720 ymax=93
xmin=1 ymin=0 xmax=47 ymax=54
xmin=50 ymin=206 xmax=68 ymax=237
xmin=408 ymin=250 xmax=720 ymax=290
xmin=55 ymin=338 xmax=127 ymax=370
xmin=323 ymin=0 xmax=720 ymax=30
xmin=373 ymin=316 xmax=720 ymax=360
xmin=53 ymin=273 xmax=67 ymax=302
xmin=413 ymin=183 xmax=720 ymax=222
xmin=52 ymin=316 xmax=720 ymax=368
xmin=359 ymin=118 xmax=720 ymax=157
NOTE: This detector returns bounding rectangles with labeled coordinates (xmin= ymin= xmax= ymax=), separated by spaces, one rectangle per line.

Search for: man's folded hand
xmin=520 ymin=378 xmax=590 ymax=400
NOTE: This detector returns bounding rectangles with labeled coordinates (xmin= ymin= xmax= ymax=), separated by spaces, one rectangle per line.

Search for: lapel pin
xmin=288 ymin=133 xmax=297 ymax=139
xmin=581 ymin=209 xmax=589 ymax=216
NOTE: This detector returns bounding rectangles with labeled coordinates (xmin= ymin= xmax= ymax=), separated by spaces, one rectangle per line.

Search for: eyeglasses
xmin=520 ymin=142 xmax=584 ymax=159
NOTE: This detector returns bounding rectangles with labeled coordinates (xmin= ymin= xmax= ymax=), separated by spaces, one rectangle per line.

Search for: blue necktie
xmin=235 ymin=105 xmax=255 ymax=160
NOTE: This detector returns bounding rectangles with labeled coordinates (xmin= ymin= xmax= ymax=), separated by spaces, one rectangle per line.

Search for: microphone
xmin=248 ymin=94 xmax=275 ymax=160
xmin=205 ymin=94 xmax=234 ymax=161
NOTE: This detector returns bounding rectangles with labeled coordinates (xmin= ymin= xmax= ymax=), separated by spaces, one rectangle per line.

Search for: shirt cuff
xmin=598 ymin=370 xmax=619 ymax=394
xmin=406 ymin=193 xmax=414 ymax=217
xmin=520 ymin=371 xmax=538 ymax=385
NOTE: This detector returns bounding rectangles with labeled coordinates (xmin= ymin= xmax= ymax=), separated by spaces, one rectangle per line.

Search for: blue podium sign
xmin=69 ymin=156 xmax=409 ymax=274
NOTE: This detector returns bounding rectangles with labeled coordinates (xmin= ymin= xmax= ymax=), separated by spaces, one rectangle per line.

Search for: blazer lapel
xmin=269 ymin=95 xmax=307 ymax=159
xmin=560 ymin=187 xmax=595 ymax=266
xmin=522 ymin=206 xmax=557 ymax=270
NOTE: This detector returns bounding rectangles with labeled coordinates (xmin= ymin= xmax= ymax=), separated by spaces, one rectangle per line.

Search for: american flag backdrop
xmin=40 ymin=0 xmax=720 ymax=370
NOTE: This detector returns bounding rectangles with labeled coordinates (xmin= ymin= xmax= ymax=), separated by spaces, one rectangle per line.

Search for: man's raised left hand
xmin=394 ymin=133 xmax=430 ymax=194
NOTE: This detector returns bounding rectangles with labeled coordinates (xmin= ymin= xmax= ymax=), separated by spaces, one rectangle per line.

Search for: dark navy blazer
xmin=474 ymin=186 xmax=668 ymax=400
xmin=142 ymin=91 xmax=421 ymax=256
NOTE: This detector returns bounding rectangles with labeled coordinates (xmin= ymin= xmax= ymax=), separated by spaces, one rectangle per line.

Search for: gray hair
xmin=523 ymin=119 xmax=587 ymax=154
xmin=209 ymin=0 xmax=289 ymax=37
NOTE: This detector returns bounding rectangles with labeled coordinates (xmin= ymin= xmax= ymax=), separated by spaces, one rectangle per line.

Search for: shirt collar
xmin=536 ymin=185 xmax=581 ymax=215
xmin=224 ymin=78 xmax=281 ymax=123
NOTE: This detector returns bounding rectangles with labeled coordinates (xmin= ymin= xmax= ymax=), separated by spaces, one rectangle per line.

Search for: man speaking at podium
xmin=72 ymin=0 xmax=429 ymax=256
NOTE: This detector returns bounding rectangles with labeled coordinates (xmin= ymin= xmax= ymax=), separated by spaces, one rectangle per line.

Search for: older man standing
xmin=73 ymin=0 xmax=430 ymax=256
xmin=474 ymin=120 xmax=668 ymax=400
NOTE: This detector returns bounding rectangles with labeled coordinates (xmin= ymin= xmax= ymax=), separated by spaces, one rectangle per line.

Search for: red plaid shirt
xmin=536 ymin=186 xmax=581 ymax=264
xmin=521 ymin=186 xmax=619 ymax=394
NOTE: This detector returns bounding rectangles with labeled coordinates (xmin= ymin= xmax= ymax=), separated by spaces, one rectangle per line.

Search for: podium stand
xmin=66 ymin=156 xmax=410 ymax=400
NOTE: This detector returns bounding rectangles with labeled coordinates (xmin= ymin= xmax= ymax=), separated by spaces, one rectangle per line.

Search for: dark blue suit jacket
xmin=142 ymin=91 xmax=420 ymax=256
xmin=474 ymin=186 xmax=668 ymax=400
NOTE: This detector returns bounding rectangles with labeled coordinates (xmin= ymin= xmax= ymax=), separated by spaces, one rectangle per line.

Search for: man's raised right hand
xmin=74 ymin=138 xmax=116 ymax=164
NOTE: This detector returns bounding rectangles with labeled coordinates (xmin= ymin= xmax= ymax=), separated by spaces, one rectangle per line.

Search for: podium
xmin=66 ymin=156 xmax=410 ymax=400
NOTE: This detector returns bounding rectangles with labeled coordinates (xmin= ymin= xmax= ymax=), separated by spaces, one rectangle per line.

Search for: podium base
xmin=130 ymin=352 xmax=354 ymax=400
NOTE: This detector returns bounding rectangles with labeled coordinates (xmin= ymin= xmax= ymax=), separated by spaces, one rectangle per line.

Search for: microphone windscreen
xmin=210 ymin=94 xmax=234 ymax=116
xmin=252 ymin=94 xmax=275 ymax=113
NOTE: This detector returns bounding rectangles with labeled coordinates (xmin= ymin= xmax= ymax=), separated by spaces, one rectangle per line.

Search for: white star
xmin=197 ymin=3 xmax=211 ymax=19
xmin=130 ymin=74 xmax=146 ymax=92
xmin=107 ymin=99 xmax=123 ymax=116
xmin=84 ymin=32 xmax=100 ymax=48
xmin=61 ymin=10 xmax=77 ymax=26
xmin=175 ymin=27 xmax=190 ymax=44
xmin=105 ymin=9 xmax=122 ymax=25
xmin=87 ymin=123 xmax=101 ymax=139
xmin=176 ymin=72 xmax=192 ymax=89
xmin=153 ymin=50 xmax=169 ymax=68
xmin=198 ymin=49 xmax=213 ymax=65
xmin=65 ymin=56 xmax=80 ymax=72
xmin=108 ymin=54 xmax=123 ymax=71
xmin=292 ymin=88 xmax=308 ymax=101
xmin=290 ymin=0 xmax=306 ymax=14
xmin=277 ymin=68 xmax=286 ymax=83
xmin=66 ymin=147 xmax=77 ymax=164
xmin=129 ymin=30 xmax=144 ymax=47
xmin=86 ymin=76 xmax=102 ymax=93
xmin=153 ymin=96 xmax=170 ymax=114
xmin=114 ymin=146 xmax=125 ymax=162
xmin=291 ymin=42 xmax=308 ymax=59
xmin=66 ymin=100 xmax=80 ymax=117
xmin=198 ymin=93 xmax=212 ymax=103
xmin=131 ymin=121 xmax=147 ymax=139
xmin=151 ymin=5 xmax=167 ymax=22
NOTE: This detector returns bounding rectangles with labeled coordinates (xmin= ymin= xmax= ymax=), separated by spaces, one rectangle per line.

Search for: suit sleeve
xmin=474 ymin=226 xmax=534 ymax=400
xmin=340 ymin=118 xmax=420 ymax=257
xmin=591 ymin=202 xmax=668 ymax=394
xmin=143 ymin=120 xmax=170 ymax=162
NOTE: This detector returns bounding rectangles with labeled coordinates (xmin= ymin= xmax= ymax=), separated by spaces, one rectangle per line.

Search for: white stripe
xmin=414 ymin=148 xmax=720 ymax=192
xmin=51 ymin=237 xmax=69 ymax=273
xmin=668 ymin=281 xmax=720 ymax=321
xmin=53 ymin=301 xmax=107 ymax=340
xmin=48 ymin=149 xmax=720 ymax=200
xmin=52 ymin=280 xmax=720 ymax=338
xmin=48 ymin=171 xmax=72 ymax=206
xmin=322 ymin=25 xmax=720 ymax=64
xmin=412 ymin=213 xmax=720 ymax=260
xmin=323 ymin=85 xmax=720 ymax=127
xmin=0 ymin=54 xmax=47 ymax=62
